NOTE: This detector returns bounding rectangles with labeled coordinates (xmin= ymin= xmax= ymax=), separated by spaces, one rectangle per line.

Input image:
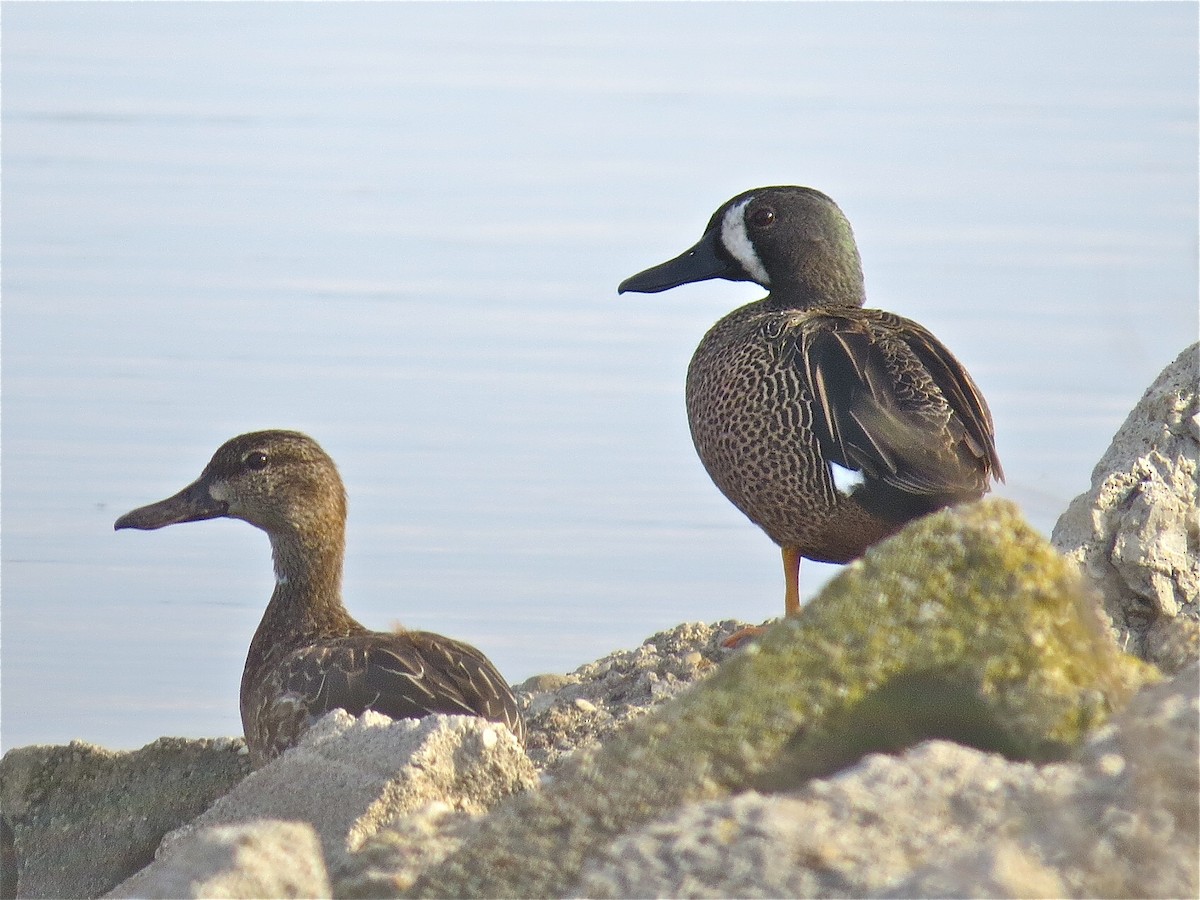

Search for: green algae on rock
xmin=0 ymin=736 xmax=250 ymax=899
xmin=405 ymin=498 xmax=1155 ymax=899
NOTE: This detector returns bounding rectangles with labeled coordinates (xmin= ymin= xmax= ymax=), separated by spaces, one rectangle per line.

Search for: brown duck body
xmin=621 ymin=186 xmax=1003 ymax=615
xmin=241 ymin=615 xmax=523 ymax=767
xmin=686 ymin=301 xmax=996 ymax=564
xmin=116 ymin=430 xmax=524 ymax=766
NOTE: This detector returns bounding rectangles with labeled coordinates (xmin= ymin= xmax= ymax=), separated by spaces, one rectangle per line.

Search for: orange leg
xmin=783 ymin=545 xmax=802 ymax=616
xmin=721 ymin=545 xmax=803 ymax=649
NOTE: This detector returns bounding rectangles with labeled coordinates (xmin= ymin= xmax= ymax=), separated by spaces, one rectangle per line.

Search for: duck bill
xmin=114 ymin=480 xmax=228 ymax=531
xmin=618 ymin=227 xmax=739 ymax=294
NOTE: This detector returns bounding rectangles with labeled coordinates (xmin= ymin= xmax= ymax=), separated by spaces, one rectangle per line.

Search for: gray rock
xmin=334 ymin=622 xmax=744 ymax=897
xmin=106 ymin=821 xmax=329 ymax=900
xmin=1052 ymin=343 xmax=1200 ymax=671
xmin=890 ymin=661 xmax=1199 ymax=899
xmin=335 ymin=802 xmax=476 ymax=898
xmin=572 ymin=664 xmax=1197 ymax=899
xmin=404 ymin=500 xmax=1151 ymax=899
xmin=571 ymin=742 xmax=1078 ymax=898
xmin=108 ymin=711 xmax=536 ymax=898
xmin=0 ymin=736 xmax=250 ymax=899
xmin=516 ymin=620 xmax=745 ymax=773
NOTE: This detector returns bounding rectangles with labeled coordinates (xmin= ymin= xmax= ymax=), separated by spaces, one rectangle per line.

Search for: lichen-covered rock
xmin=573 ymin=662 xmax=1198 ymax=900
xmin=1045 ymin=660 xmax=1198 ymax=898
xmin=1052 ymin=343 xmax=1200 ymax=672
xmin=517 ymin=620 xmax=745 ymax=773
xmin=108 ymin=710 xmax=536 ymax=900
xmin=0 ymin=736 xmax=250 ymax=899
xmin=405 ymin=498 xmax=1155 ymax=899
xmin=106 ymin=821 xmax=329 ymax=900
xmin=571 ymin=741 xmax=1078 ymax=899
xmin=888 ymin=661 xmax=1199 ymax=899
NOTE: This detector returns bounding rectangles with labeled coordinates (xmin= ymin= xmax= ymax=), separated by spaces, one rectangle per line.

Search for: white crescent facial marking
xmin=830 ymin=461 xmax=866 ymax=496
xmin=720 ymin=197 xmax=770 ymax=286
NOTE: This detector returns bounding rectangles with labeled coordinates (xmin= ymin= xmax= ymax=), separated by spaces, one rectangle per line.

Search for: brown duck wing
xmin=264 ymin=631 xmax=524 ymax=754
xmin=795 ymin=311 xmax=1002 ymax=505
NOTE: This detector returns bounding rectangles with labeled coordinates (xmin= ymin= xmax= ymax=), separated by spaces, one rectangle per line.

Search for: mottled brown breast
xmin=684 ymin=301 xmax=998 ymax=562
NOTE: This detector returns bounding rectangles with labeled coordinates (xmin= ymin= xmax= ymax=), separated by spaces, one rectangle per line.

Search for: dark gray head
xmin=618 ymin=186 xmax=866 ymax=309
xmin=114 ymin=430 xmax=347 ymax=541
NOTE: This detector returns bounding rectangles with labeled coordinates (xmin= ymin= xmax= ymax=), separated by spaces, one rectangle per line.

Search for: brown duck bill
xmin=617 ymin=226 xmax=741 ymax=294
xmin=114 ymin=480 xmax=229 ymax=531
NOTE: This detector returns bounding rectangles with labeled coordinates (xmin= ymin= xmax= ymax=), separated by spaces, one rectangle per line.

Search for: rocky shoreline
xmin=3 ymin=343 xmax=1196 ymax=899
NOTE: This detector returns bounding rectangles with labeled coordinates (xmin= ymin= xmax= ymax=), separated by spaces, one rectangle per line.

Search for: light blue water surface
xmin=2 ymin=2 xmax=1196 ymax=753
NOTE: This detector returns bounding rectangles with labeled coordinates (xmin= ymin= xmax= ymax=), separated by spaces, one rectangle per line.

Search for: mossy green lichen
xmin=403 ymin=499 xmax=1157 ymax=899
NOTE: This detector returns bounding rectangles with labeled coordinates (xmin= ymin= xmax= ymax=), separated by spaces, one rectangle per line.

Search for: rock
xmin=404 ymin=498 xmax=1154 ymax=899
xmin=572 ymin=663 xmax=1198 ymax=899
xmin=105 ymin=822 xmax=329 ymax=900
xmin=108 ymin=711 xmax=535 ymax=899
xmin=332 ymin=623 xmax=743 ymax=896
xmin=888 ymin=661 xmax=1199 ymax=899
xmin=1048 ymin=660 xmax=1198 ymax=898
xmin=516 ymin=620 xmax=745 ymax=773
xmin=1053 ymin=343 xmax=1200 ymax=672
xmin=0 ymin=736 xmax=250 ymax=899
xmin=571 ymin=741 xmax=1078 ymax=899
xmin=335 ymin=803 xmax=475 ymax=898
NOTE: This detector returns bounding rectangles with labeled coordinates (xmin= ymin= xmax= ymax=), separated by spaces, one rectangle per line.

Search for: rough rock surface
xmin=572 ymin=662 xmax=1198 ymax=899
xmin=0 ymin=736 xmax=250 ymax=899
xmin=403 ymin=498 xmax=1153 ymax=899
xmin=516 ymin=619 xmax=743 ymax=774
xmin=888 ymin=660 xmax=1199 ymax=899
xmin=1053 ymin=342 xmax=1199 ymax=672
xmin=336 ymin=620 xmax=746 ymax=897
xmin=105 ymin=821 xmax=330 ymax=900
xmin=107 ymin=712 xmax=535 ymax=899
xmin=571 ymin=741 xmax=1078 ymax=898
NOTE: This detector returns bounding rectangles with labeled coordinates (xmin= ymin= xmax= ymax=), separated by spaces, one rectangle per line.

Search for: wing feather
xmin=794 ymin=312 xmax=1000 ymax=499
xmin=265 ymin=631 xmax=525 ymax=751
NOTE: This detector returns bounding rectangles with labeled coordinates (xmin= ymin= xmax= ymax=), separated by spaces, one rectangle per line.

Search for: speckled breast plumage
xmin=685 ymin=302 xmax=899 ymax=563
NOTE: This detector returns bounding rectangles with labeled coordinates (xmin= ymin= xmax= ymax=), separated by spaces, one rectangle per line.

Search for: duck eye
xmin=244 ymin=451 xmax=269 ymax=471
xmin=749 ymin=207 xmax=776 ymax=229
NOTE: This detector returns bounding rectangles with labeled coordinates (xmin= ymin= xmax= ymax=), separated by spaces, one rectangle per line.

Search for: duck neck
xmin=252 ymin=527 xmax=361 ymax=654
xmin=769 ymin=229 xmax=866 ymax=311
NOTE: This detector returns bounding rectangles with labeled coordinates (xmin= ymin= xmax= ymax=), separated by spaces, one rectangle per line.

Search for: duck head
xmin=618 ymin=185 xmax=866 ymax=308
xmin=114 ymin=430 xmax=347 ymax=544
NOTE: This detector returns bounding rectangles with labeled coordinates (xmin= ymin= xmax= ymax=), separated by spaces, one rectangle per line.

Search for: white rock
xmin=1052 ymin=343 xmax=1199 ymax=670
xmin=107 ymin=712 xmax=536 ymax=898
xmin=108 ymin=821 xmax=328 ymax=899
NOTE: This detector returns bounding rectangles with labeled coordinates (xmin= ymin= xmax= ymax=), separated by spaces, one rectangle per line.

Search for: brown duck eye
xmin=244 ymin=451 xmax=269 ymax=471
xmin=749 ymin=207 xmax=775 ymax=228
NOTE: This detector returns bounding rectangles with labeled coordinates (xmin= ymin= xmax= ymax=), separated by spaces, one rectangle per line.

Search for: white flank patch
xmin=720 ymin=197 xmax=770 ymax=286
xmin=830 ymin=461 xmax=866 ymax=496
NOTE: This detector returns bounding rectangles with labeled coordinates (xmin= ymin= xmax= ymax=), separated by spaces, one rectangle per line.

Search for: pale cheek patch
xmin=830 ymin=461 xmax=866 ymax=496
xmin=720 ymin=198 xmax=770 ymax=286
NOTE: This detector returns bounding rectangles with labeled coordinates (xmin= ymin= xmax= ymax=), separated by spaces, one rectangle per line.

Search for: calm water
xmin=2 ymin=3 xmax=1196 ymax=753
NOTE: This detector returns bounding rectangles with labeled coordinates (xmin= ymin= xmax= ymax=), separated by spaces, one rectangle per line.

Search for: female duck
xmin=115 ymin=429 xmax=524 ymax=766
xmin=620 ymin=186 xmax=1003 ymax=619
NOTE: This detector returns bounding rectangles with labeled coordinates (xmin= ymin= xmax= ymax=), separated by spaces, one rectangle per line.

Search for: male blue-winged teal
xmin=619 ymin=186 xmax=1003 ymax=621
xmin=115 ymin=430 xmax=525 ymax=766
